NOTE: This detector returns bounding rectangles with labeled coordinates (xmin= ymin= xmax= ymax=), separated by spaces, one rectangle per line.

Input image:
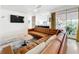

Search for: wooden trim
xmin=51 ymin=13 xmax=56 ymax=29
xmin=76 ymin=8 xmax=79 ymax=42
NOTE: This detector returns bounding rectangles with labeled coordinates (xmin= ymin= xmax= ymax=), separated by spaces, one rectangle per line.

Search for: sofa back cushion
xmin=49 ymin=29 xmax=58 ymax=35
xmin=57 ymin=32 xmax=64 ymax=42
xmin=45 ymin=35 xmax=57 ymax=45
xmin=26 ymin=42 xmax=46 ymax=54
xmin=34 ymin=27 xmax=49 ymax=34
xmin=41 ymin=39 xmax=61 ymax=54
xmin=34 ymin=27 xmax=58 ymax=35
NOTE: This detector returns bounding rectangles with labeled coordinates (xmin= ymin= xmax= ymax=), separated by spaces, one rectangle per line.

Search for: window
xmin=56 ymin=8 xmax=78 ymax=39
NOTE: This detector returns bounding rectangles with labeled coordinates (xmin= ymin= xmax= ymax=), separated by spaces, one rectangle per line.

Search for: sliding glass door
xmin=66 ymin=11 xmax=78 ymax=39
xmin=56 ymin=11 xmax=66 ymax=32
xmin=56 ymin=8 xmax=78 ymax=39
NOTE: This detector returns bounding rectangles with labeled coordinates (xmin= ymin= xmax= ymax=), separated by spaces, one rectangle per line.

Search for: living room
xmin=0 ymin=5 xmax=79 ymax=54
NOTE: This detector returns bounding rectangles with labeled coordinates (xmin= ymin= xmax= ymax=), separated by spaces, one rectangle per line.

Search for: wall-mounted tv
xmin=10 ymin=15 xmax=24 ymax=23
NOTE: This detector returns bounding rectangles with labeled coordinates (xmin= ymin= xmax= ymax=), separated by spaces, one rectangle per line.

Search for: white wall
xmin=35 ymin=13 xmax=50 ymax=26
xmin=0 ymin=8 xmax=28 ymax=40
xmin=27 ymin=13 xmax=51 ymax=29
xmin=27 ymin=14 xmax=32 ymax=29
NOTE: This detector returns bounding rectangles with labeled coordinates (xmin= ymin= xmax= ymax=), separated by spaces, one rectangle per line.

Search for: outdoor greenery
xmin=66 ymin=23 xmax=76 ymax=36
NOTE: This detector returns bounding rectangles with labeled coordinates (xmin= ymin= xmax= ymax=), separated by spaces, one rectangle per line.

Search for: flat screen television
xmin=10 ymin=15 xmax=24 ymax=23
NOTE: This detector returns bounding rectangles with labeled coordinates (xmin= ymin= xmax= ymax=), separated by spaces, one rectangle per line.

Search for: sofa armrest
xmin=58 ymin=34 xmax=67 ymax=54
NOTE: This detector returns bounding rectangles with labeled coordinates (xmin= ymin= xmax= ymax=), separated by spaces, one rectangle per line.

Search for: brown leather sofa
xmin=28 ymin=27 xmax=67 ymax=54
xmin=41 ymin=32 xmax=67 ymax=54
xmin=28 ymin=27 xmax=60 ymax=36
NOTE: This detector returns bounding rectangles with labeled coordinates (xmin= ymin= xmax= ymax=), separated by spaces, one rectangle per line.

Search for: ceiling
xmin=1 ymin=5 xmax=62 ymax=13
xmin=1 ymin=5 xmax=79 ymax=14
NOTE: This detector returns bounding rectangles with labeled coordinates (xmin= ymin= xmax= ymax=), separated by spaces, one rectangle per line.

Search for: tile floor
xmin=66 ymin=39 xmax=79 ymax=54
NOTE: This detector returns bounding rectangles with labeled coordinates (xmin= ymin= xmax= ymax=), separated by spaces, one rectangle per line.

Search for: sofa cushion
xmin=34 ymin=27 xmax=49 ymax=34
xmin=29 ymin=31 xmax=47 ymax=38
xmin=34 ymin=27 xmax=47 ymax=33
xmin=41 ymin=39 xmax=61 ymax=54
xmin=57 ymin=33 xmax=64 ymax=42
xmin=34 ymin=27 xmax=58 ymax=35
xmin=48 ymin=29 xmax=58 ymax=35
xmin=45 ymin=35 xmax=57 ymax=45
xmin=26 ymin=42 xmax=46 ymax=54
xmin=34 ymin=37 xmax=49 ymax=44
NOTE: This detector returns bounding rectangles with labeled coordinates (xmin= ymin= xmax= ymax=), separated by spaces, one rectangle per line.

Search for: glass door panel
xmin=56 ymin=9 xmax=78 ymax=39
xmin=66 ymin=12 xmax=78 ymax=39
xmin=56 ymin=13 xmax=66 ymax=32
